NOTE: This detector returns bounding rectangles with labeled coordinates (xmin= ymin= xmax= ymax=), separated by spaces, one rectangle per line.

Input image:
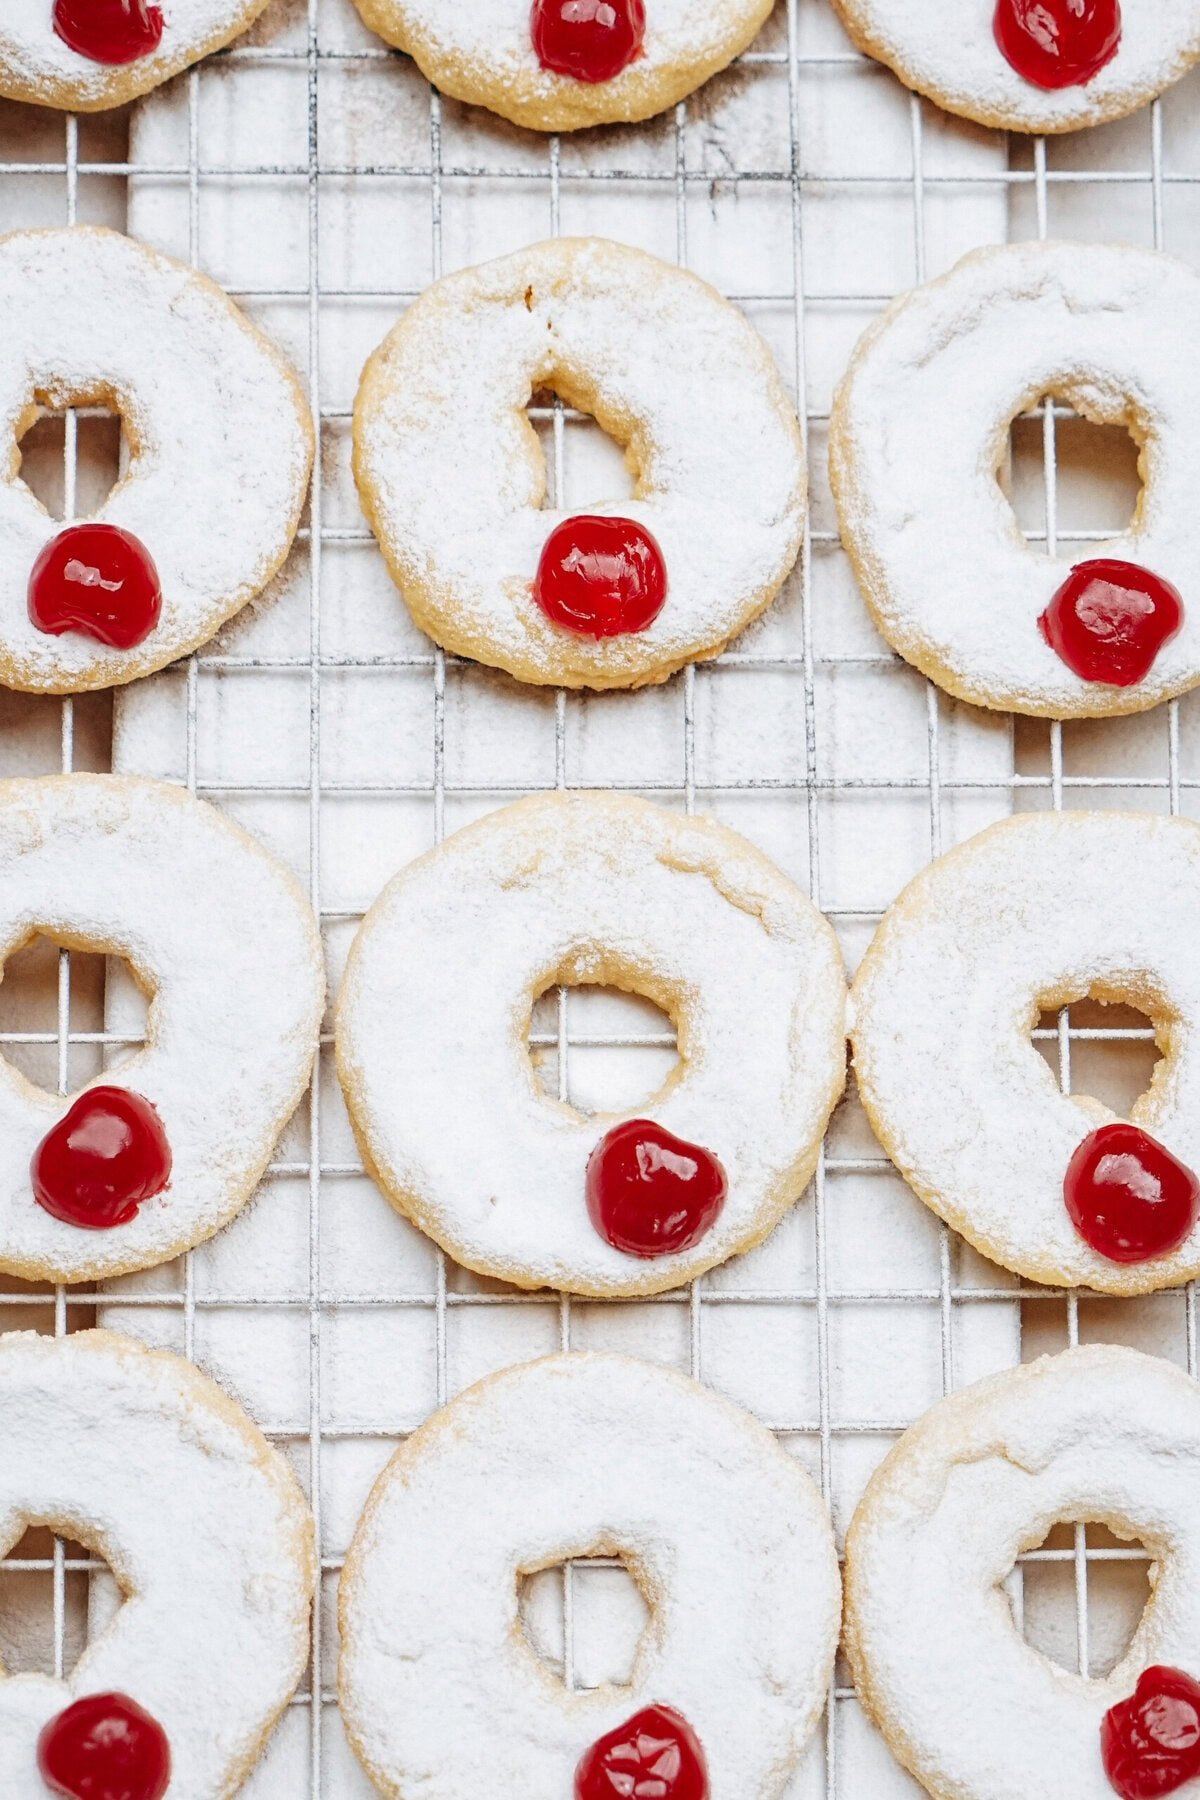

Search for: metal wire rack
xmin=0 ymin=0 xmax=1197 ymax=1790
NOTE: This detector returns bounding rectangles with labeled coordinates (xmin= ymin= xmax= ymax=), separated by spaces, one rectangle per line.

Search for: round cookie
xmin=0 ymin=0 xmax=276 ymax=112
xmin=0 ymin=1327 xmax=314 ymax=1796
xmin=339 ymin=1351 xmax=840 ymax=1799
xmin=828 ymin=0 xmax=1200 ymax=134
xmin=845 ymin=1345 xmax=1200 ymax=1800
xmin=0 ymin=227 xmax=313 ymax=694
xmin=335 ymin=791 xmax=848 ymax=1297
xmin=830 ymin=239 xmax=1200 ymax=720
xmin=353 ymin=237 xmax=806 ymax=691
xmin=0 ymin=773 xmax=324 ymax=1284
xmin=850 ymin=809 xmax=1200 ymax=1295
xmin=349 ymin=0 xmax=774 ymax=132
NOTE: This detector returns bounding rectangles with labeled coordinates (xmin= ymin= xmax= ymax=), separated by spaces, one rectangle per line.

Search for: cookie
xmin=831 ymin=240 xmax=1200 ymax=718
xmin=0 ymin=1327 xmax=314 ymax=1798
xmin=0 ymin=227 xmax=312 ymax=694
xmin=339 ymin=1352 xmax=840 ymax=1798
xmin=336 ymin=791 xmax=847 ymax=1297
xmin=0 ymin=774 xmax=324 ymax=1284
xmin=353 ymin=237 xmax=805 ymax=690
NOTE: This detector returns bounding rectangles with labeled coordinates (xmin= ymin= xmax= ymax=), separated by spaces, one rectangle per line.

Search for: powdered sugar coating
xmin=851 ymin=809 xmax=1200 ymax=1294
xmin=845 ymin=1345 xmax=1200 ymax=1800
xmin=831 ymin=241 xmax=1200 ymax=720
xmin=350 ymin=0 xmax=774 ymax=131
xmin=0 ymin=1329 xmax=315 ymax=1798
xmin=336 ymin=791 xmax=847 ymax=1296
xmin=0 ymin=228 xmax=312 ymax=693
xmin=829 ymin=0 xmax=1200 ymax=133
xmin=0 ymin=774 xmax=324 ymax=1283
xmin=339 ymin=1351 xmax=841 ymax=1799
xmin=353 ymin=238 xmax=806 ymax=690
xmin=0 ymin=0 xmax=274 ymax=111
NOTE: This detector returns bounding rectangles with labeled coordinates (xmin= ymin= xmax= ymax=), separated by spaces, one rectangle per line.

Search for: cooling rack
xmin=0 ymin=0 xmax=1198 ymax=1790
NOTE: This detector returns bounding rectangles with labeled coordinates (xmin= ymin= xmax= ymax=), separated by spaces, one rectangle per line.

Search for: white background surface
xmin=0 ymin=1 xmax=1198 ymax=1791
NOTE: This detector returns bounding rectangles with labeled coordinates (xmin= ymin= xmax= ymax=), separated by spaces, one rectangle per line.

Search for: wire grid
xmin=0 ymin=0 xmax=1196 ymax=1789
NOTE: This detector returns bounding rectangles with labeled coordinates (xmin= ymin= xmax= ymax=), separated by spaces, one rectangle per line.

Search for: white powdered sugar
xmin=846 ymin=1345 xmax=1200 ymax=1800
xmin=831 ymin=239 xmax=1200 ymax=719
xmin=830 ymin=0 xmax=1200 ymax=132
xmin=339 ymin=1351 xmax=841 ymax=1799
xmin=354 ymin=237 xmax=806 ymax=688
xmin=851 ymin=809 xmax=1200 ymax=1294
xmin=0 ymin=774 xmax=324 ymax=1283
xmin=0 ymin=1329 xmax=314 ymax=1798
xmin=352 ymin=0 xmax=774 ymax=130
xmin=336 ymin=790 xmax=848 ymax=1296
xmin=0 ymin=0 xmax=272 ymax=109
xmin=0 ymin=228 xmax=312 ymax=691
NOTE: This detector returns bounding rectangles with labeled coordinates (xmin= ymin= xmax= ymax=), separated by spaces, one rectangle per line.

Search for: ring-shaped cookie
xmin=828 ymin=0 xmax=1200 ymax=134
xmin=336 ymin=791 xmax=848 ymax=1296
xmin=0 ymin=227 xmax=313 ymax=694
xmin=0 ymin=1328 xmax=315 ymax=1794
xmin=0 ymin=0 xmax=275 ymax=112
xmin=339 ymin=1352 xmax=841 ymax=1799
xmin=831 ymin=240 xmax=1200 ymax=718
xmin=349 ymin=0 xmax=774 ymax=132
xmin=0 ymin=773 xmax=324 ymax=1284
xmin=850 ymin=809 xmax=1200 ymax=1295
xmin=353 ymin=238 xmax=806 ymax=690
xmin=845 ymin=1344 xmax=1200 ymax=1800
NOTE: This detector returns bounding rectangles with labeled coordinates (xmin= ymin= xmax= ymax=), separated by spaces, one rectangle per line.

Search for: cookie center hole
xmin=0 ymin=1521 xmax=124 ymax=1678
xmin=530 ymin=984 xmax=679 ymax=1115
xmin=1009 ymin=1521 xmax=1152 ymax=1680
xmin=0 ymin=936 xmax=150 ymax=1095
xmin=18 ymin=403 xmax=127 ymax=521
xmin=1004 ymin=401 xmax=1141 ymax=549
xmin=518 ymin=1554 xmax=650 ymax=1691
xmin=529 ymin=387 xmax=634 ymax=512
xmin=1033 ymin=998 xmax=1161 ymax=1117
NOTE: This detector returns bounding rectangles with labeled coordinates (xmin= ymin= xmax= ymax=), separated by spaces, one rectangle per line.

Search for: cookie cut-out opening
xmin=528 ymin=384 xmax=636 ymax=511
xmin=518 ymin=1552 xmax=651 ymax=1691
xmin=0 ymin=934 xmax=150 ymax=1096
xmin=0 ymin=1519 xmax=124 ymax=1679
xmin=529 ymin=981 xmax=679 ymax=1115
xmin=1003 ymin=398 xmax=1143 ymax=549
xmin=1008 ymin=1519 xmax=1153 ymax=1680
xmin=17 ymin=400 xmax=128 ymax=522
xmin=1032 ymin=994 xmax=1164 ymax=1118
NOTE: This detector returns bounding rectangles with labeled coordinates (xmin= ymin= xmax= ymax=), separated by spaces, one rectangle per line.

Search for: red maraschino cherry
xmin=1064 ymin=1123 xmax=1199 ymax=1264
xmin=53 ymin=0 xmax=165 ymax=65
xmin=32 ymin=1088 xmax=172 ymax=1230
xmin=1101 ymin=1666 xmax=1200 ymax=1800
xmin=1039 ymin=559 xmax=1184 ymax=687
xmin=29 ymin=524 xmax=162 ymax=651
xmin=575 ymin=1704 xmax=709 ymax=1800
xmin=534 ymin=515 xmax=667 ymax=638
xmin=531 ymin=0 xmax=646 ymax=83
xmin=586 ymin=1120 xmax=727 ymax=1257
xmin=993 ymin=0 xmax=1121 ymax=90
xmin=38 ymin=1692 xmax=171 ymax=1800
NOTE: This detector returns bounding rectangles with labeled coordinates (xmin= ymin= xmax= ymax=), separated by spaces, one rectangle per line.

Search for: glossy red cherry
xmin=38 ymin=1692 xmax=171 ymax=1800
xmin=1101 ymin=1667 xmax=1200 ymax=1800
xmin=534 ymin=516 xmax=667 ymax=638
xmin=32 ymin=1087 xmax=172 ymax=1231
xmin=993 ymin=0 xmax=1121 ymax=90
xmin=576 ymin=1704 xmax=709 ymax=1800
xmin=29 ymin=525 xmax=162 ymax=651
xmin=53 ymin=0 xmax=165 ymax=65
xmin=1039 ymin=559 xmax=1184 ymax=687
xmin=586 ymin=1120 xmax=727 ymax=1258
xmin=530 ymin=0 xmax=646 ymax=83
xmin=1064 ymin=1124 xmax=1199 ymax=1264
